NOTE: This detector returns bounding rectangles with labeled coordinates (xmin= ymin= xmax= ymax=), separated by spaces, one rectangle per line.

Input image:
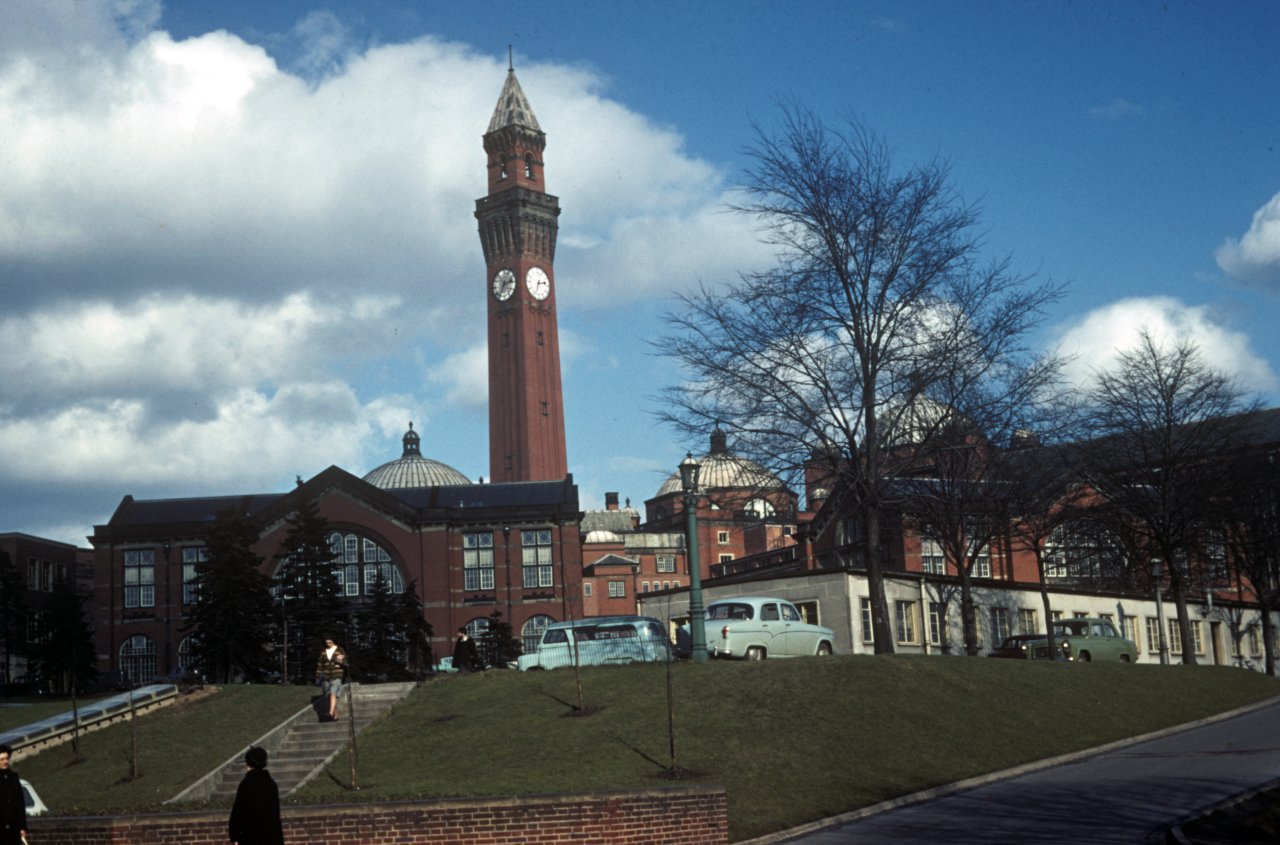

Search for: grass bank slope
xmin=292 ymin=657 xmax=1279 ymax=841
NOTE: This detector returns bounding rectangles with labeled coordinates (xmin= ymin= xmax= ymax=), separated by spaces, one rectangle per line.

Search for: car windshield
xmin=706 ymin=603 xmax=753 ymax=621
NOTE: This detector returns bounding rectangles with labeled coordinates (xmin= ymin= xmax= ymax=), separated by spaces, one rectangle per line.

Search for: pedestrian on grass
xmin=228 ymin=746 xmax=284 ymax=845
xmin=0 ymin=745 xmax=26 ymax=845
xmin=314 ymin=637 xmax=346 ymax=721
xmin=453 ymin=627 xmax=479 ymax=672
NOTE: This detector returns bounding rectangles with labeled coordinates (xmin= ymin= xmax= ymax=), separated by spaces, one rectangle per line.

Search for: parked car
xmin=517 ymin=616 xmax=671 ymax=671
xmin=1029 ymin=617 xmax=1138 ymax=663
xmin=989 ymin=634 xmax=1064 ymax=660
xmin=21 ymin=778 xmax=48 ymax=816
xmin=680 ymin=597 xmax=835 ymax=660
xmin=4 ymin=674 xmax=49 ymax=696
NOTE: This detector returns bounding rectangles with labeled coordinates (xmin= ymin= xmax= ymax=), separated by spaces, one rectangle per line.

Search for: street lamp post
xmin=679 ymin=453 xmax=708 ymax=664
xmin=1152 ymin=558 xmax=1169 ymax=665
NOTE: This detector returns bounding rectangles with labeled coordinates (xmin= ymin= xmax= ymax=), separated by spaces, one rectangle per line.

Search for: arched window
xmin=744 ymin=498 xmax=776 ymax=519
xmin=326 ymin=532 xmax=404 ymax=597
xmin=522 ymin=615 xmax=554 ymax=654
xmin=119 ymin=634 xmax=156 ymax=686
xmin=524 ymin=153 xmax=534 ymax=179
xmin=178 ymin=634 xmax=195 ymax=671
xmin=499 ymin=159 xmax=508 ymax=180
xmin=465 ymin=617 xmax=490 ymax=641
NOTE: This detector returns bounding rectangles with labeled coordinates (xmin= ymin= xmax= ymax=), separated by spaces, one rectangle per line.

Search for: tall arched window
xmin=178 ymin=634 xmax=195 ymax=671
xmin=326 ymin=532 xmax=404 ymax=597
xmin=119 ymin=634 xmax=157 ymax=686
xmin=524 ymin=153 xmax=534 ymax=178
xmin=522 ymin=615 xmax=554 ymax=654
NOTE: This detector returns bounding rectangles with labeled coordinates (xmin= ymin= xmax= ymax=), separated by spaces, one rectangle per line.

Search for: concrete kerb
xmin=166 ymin=697 xmax=317 ymax=805
xmin=734 ymin=694 xmax=1280 ymax=845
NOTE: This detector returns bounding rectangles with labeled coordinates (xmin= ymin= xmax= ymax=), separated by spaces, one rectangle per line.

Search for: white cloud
xmin=1055 ymin=296 xmax=1277 ymax=393
xmin=1215 ymin=191 xmax=1280 ymax=290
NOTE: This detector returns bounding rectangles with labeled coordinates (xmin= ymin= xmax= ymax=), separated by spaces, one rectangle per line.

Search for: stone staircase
xmin=171 ymin=681 xmax=415 ymax=804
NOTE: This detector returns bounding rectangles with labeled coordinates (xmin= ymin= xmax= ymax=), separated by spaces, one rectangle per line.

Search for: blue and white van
xmin=517 ymin=616 xmax=672 ymax=671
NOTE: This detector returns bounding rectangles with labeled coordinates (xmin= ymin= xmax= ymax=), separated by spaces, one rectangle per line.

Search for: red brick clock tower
xmin=475 ymin=65 xmax=568 ymax=483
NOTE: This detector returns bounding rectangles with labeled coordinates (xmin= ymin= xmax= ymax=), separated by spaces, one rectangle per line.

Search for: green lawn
xmin=15 ymin=658 xmax=1280 ymax=842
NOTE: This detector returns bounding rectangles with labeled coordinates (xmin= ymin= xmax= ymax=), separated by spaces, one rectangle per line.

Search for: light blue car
xmin=517 ymin=616 xmax=672 ymax=670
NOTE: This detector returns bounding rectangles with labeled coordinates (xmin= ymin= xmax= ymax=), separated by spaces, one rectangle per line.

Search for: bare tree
xmin=1214 ymin=435 xmax=1280 ymax=675
xmin=899 ymin=352 xmax=1068 ymax=655
xmin=1076 ymin=330 xmax=1259 ymax=665
xmin=658 ymin=106 xmax=1063 ymax=652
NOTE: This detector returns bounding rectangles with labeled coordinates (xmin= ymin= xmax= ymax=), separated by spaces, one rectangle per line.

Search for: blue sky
xmin=1 ymin=0 xmax=1278 ymax=546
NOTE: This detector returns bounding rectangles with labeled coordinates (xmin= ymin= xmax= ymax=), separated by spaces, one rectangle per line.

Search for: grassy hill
xmin=17 ymin=657 xmax=1280 ymax=841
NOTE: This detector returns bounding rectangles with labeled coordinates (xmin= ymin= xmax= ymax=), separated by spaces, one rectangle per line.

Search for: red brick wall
xmin=30 ymin=785 xmax=727 ymax=845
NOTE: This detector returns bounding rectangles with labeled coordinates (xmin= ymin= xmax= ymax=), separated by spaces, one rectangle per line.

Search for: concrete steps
xmin=171 ymin=681 xmax=415 ymax=804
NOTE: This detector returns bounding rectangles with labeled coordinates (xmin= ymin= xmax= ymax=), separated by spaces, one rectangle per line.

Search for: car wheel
xmin=1077 ymin=651 xmax=1092 ymax=662
xmin=746 ymin=646 xmax=765 ymax=661
xmin=816 ymin=642 xmax=832 ymax=656
xmin=1120 ymin=654 xmax=1131 ymax=663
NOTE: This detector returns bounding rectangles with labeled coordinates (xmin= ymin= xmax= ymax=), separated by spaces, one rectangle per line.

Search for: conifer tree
xmin=273 ymin=497 xmax=344 ymax=680
xmin=0 ymin=551 xmax=27 ymax=687
xmin=186 ymin=510 xmax=276 ymax=682
xmin=33 ymin=576 xmax=95 ymax=694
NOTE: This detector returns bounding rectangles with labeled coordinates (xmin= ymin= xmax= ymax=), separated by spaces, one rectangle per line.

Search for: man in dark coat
xmin=0 ymin=745 xmax=26 ymax=845
xmin=453 ymin=627 xmax=479 ymax=672
xmin=228 ymin=746 xmax=284 ymax=845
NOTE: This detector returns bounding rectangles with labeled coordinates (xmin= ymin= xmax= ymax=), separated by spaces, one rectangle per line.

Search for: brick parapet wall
xmin=30 ymin=784 xmax=728 ymax=845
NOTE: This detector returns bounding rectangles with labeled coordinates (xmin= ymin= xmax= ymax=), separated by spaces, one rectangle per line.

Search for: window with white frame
xmin=971 ymin=546 xmax=991 ymax=578
xmin=717 ymin=530 xmax=730 ymax=544
xmin=1168 ymin=620 xmax=1183 ymax=655
xmin=522 ymin=615 xmax=554 ymax=654
xmin=123 ymin=549 xmax=155 ymax=608
xmin=119 ymin=634 xmax=157 ymax=685
xmin=583 ymin=583 xmax=593 ymax=597
xmin=1190 ymin=620 xmax=1204 ymax=655
xmin=608 ymin=580 xmax=626 ymax=598
xmin=990 ymin=607 xmax=1010 ymax=643
xmin=928 ymin=602 xmax=945 ymax=646
xmin=861 ymin=598 xmax=874 ymax=643
xmin=718 ymin=553 xmax=734 ymax=563
xmin=1018 ymin=608 xmax=1038 ymax=635
xmin=656 ymin=554 xmax=676 ymax=573
xmin=1203 ymin=529 xmax=1229 ymax=581
xmin=895 ymin=601 xmax=918 ymax=644
xmin=1248 ymin=625 xmax=1263 ymax=656
xmin=463 ymin=532 xmax=495 ymax=591
xmin=1044 ymin=521 xmax=1125 ymax=582
xmin=521 ymin=529 xmax=554 ymax=589
xmin=1145 ymin=617 xmax=1162 ymax=653
xmin=325 ymin=532 xmax=403 ymax=596
xmin=1122 ymin=616 xmax=1140 ymax=650
xmin=920 ymin=537 xmax=947 ymax=575
xmin=182 ymin=546 xmax=207 ymax=605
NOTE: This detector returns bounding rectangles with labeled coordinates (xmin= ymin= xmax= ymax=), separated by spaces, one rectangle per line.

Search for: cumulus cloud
xmin=0 ymin=3 xmax=770 ymax=543
xmin=1215 ymin=191 xmax=1280 ymax=290
xmin=1055 ymin=296 xmax=1277 ymax=393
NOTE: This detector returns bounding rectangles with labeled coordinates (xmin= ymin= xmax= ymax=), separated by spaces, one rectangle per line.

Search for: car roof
xmin=545 ymin=615 xmax=661 ymax=629
xmin=707 ymin=597 xmax=795 ymax=605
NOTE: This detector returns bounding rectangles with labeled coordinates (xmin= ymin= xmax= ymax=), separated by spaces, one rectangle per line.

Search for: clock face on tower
xmin=492 ymin=268 xmax=516 ymax=301
xmin=525 ymin=266 xmax=550 ymax=301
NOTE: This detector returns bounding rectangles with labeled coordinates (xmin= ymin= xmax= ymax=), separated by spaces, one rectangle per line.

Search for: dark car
xmin=4 ymin=674 xmax=49 ymax=696
xmin=989 ymin=634 xmax=1063 ymax=660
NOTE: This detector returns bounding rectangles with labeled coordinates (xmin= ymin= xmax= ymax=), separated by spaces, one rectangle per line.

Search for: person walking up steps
xmin=315 ymin=637 xmax=346 ymax=721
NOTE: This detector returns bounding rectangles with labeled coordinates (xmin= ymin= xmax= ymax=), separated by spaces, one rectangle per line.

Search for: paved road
xmin=774 ymin=696 xmax=1280 ymax=844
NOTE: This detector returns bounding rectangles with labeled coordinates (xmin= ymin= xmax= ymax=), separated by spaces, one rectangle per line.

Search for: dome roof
xmin=584 ymin=529 xmax=622 ymax=544
xmin=362 ymin=423 xmax=471 ymax=489
xmin=655 ymin=426 xmax=785 ymax=497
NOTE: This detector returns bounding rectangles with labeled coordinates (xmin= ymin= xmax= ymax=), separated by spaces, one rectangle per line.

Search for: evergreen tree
xmin=0 ymin=551 xmax=27 ymax=688
xmin=477 ymin=610 xmax=521 ymax=669
xmin=33 ymin=577 xmax=95 ymax=694
xmin=185 ymin=510 xmax=276 ymax=682
xmin=396 ymin=581 xmax=434 ymax=678
xmin=350 ymin=576 xmax=434 ymax=681
xmin=272 ymin=496 xmax=344 ymax=681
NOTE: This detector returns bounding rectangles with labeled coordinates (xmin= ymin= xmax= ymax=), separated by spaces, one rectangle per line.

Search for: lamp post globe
xmin=680 ymin=453 xmax=709 ymax=663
